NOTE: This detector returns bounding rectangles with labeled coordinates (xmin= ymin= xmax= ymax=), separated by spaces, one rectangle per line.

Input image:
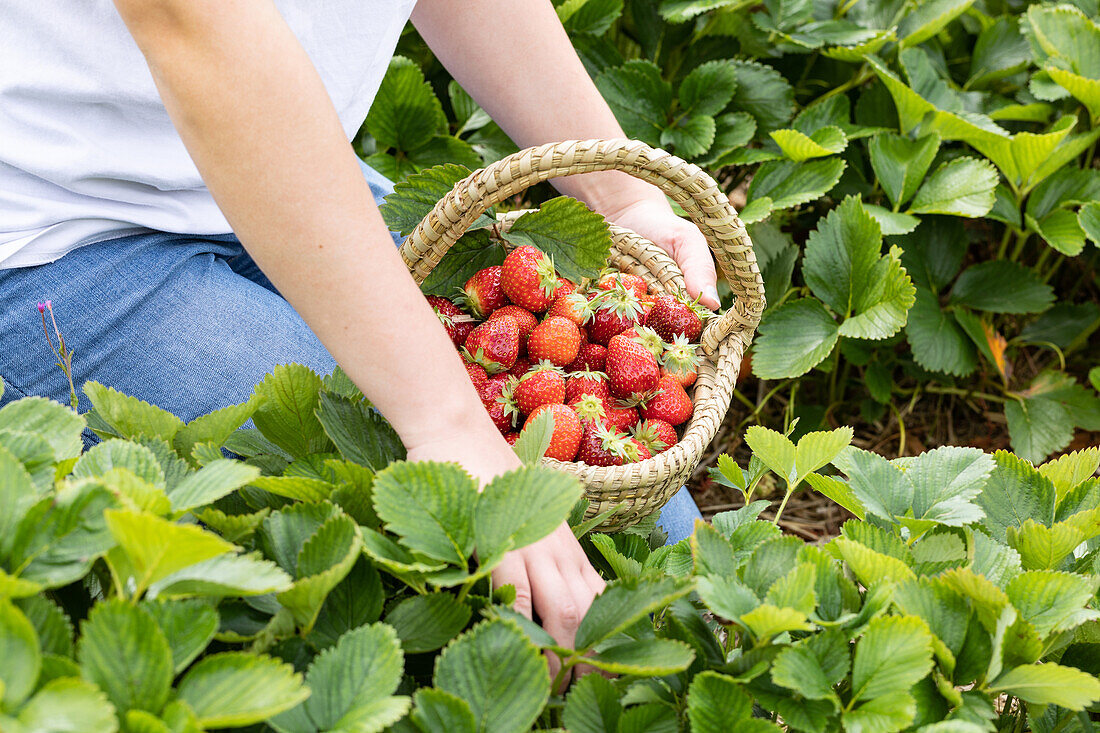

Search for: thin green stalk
xmin=995 ymin=225 xmax=1014 ymax=260
xmin=1009 ymin=230 xmax=1030 ymax=262
xmin=773 ymin=481 xmax=795 ymax=524
xmin=889 ymin=401 xmax=907 ymax=457
xmin=812 ymin=66 xmax=872 ymax=105
xmin=922 ymin=384 xmax=1006 ymax=403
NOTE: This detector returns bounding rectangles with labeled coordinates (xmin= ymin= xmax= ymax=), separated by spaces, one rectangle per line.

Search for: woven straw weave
xmin=403 ymin=139 xmax=765 ymax=531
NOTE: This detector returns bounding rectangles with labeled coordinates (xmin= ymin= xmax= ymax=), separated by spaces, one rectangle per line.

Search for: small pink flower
xmin=45 ymin=300 xmax=52 ymax=309
xmin=37 ymin=302 xmax=45 ymax=313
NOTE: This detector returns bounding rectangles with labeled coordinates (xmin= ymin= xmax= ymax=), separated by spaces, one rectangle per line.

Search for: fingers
xmin=493 ymin=554 xmax=533 ymax=619
xmin=668 ymin=227 xmax=720 ymax=310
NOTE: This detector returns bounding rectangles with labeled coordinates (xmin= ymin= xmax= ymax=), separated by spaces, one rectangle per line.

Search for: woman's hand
xmin=406 ymin=428 xmax=605 ymax=687
xmin=599 ymin=196 xmax=720 ymax=310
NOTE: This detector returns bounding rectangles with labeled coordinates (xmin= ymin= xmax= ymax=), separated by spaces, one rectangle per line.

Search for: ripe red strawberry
xmin=525 ymin=403 xmax=582 ymax=462
xmin=597 ymin=271 xmax=648 ymax=299
xmin=513 ymin=363 xmax=566 ymax=415
xmin=606 ymin=333 xmax=660 ymax=400
xmin=632 ymin=419 xmax=678 ymax=455
xmin=586 ymin=286 xmax=645 ymax=346
xmin=555 ymin=278 xmax=576 ymax=298
xmin=637 ymin=294 xmax=656 ymax=325
xmin=661 ymin=334 xmax=701 ymax=387
xmin=460 ymin=266 xmax=509 ymax=319
xmin=640 ymin=376 xmax=694 ymax=426
xmin=465 ymin=361 xmax=489 ymax=395
xmin=485 ymin=399 xmax=513 ymax=434
xmin=624 ymin=325 xmax=665 ymax=359
xmin=527 ymin=316 xmax=581 ymax=367
xmin=479 ymin=372 xmax=513 ymax=404
xmin=565 ymin=369 xmax=609 ymax=403
xmin=647 ymin=293 xmax=707 ymax=342
xmin=566 ymin=342 xmax=607 ymax=373
xmin=508 ymin=356 xmax=534 ymax=380
xmin=490 ymin=305 xmax=539 ymax=343
xmin=627 ymin=439 xmax=652 ymax=462
xmin=463 ymin=316 xmax=520 ymax=373
xmin=546 ymin=291 xmax=590 ymax=326
xmin=576 ymin=423 xmax=633 ymax=466
xmin=503 ymin=432 xmax=521 ymax=446
xmin=602 ymin=398 xmax=639 ymax=433
xmin=482 ymin=374 xmax=521 ymax=431
xmin=427 ymin=295 xmax=477 ymax=347
xmin=501 ymin=245 xmax=559 ymax=312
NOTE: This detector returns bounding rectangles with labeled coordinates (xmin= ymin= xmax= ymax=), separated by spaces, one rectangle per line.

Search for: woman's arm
xmin=411 ymin=0 xmax=721 ymax=309
xmin=111 ymin=0 xmax=603 ymax=668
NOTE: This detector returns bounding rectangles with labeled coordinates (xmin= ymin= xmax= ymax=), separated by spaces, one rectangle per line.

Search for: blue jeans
xmin=0 ymin=160 xmax=701 ymax=542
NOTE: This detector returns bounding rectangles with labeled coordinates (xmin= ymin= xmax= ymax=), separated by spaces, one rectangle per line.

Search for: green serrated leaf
xmin=563 ymin=672 xmax=621 ymax=733
xmin=660 ymin=115 xmax=716 ymax=159
xmin=586 ymin=638 xmax=696 ymax=675
xmin=173 ymin=398 xmax=257 ymax=466
xmin=594 ymin=60 xmax=671 ymax=144
xmin=474 ymin=465 xmax=584 ymax=563
xmin=991 ymin=662 xmax=1100 ymax=710
xmin=679 ymin=60 xmax=738 ymax=117
xmin=898 ymin=0 xmax=976 ymax=47
xmin=372 ymin=461 xmax=478 ymax=565
xmin=142 ymin=599 xmax=217 ymax=674
xmin=149 ymin=551 xmax=292 ymax=598
xmin=105 ymin=509 xmax=234 ymax=595
xmin=386 ymin=594 xmax=473 ymax=653
xmin=747 ymin=158 xmax=846 ymax=213
xmin=251 ymin=365 xmax=331 ymax=459
xmin=728 ymin=59 xmax=795 ymax=132
xmin=77 ymin=599 xmax=173 ymax=715
xmin=504 ymin=197 xmax=614 ymax=283
xmin=851 ymin=615 xmax=934 ymax=701
xmin=752 ymin=298 xmax=840 ymax=379
xmin=575 ymin=576 xmax=693 ymax=651
xmin=770 ymin=126 xmax=847 ymax=162
xmin=366 ymin=56 xmax=447 ymax=152
xmin=869 ymin=132 xmax=940 ymax=209
xmin=908 ymin=158 xmax=998 ymax=218
xmin=167 ymin=460 xmax=259 ymax=514
xmin=434 ymin=620 xmax=549 ymax=733
xmin=16 ymin=678 xmax=119 ymax=733
xmin=0 ymin=599 xmax=40 ymax=709
xmin=177 ymin=652 xmax=308 ymax=728
xmin=84 ymin=382 xmax=183 ymax=442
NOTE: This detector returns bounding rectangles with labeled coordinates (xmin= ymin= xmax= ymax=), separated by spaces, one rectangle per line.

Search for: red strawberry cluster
xmin=428 ymin=246 xmax=710 ymax=466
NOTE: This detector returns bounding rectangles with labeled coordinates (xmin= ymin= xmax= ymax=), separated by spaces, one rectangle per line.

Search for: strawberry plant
xmin=0 ymin=374 xmax=1097 ymax=731
xmin=370 ymin=0 xmax=1100 ymax=463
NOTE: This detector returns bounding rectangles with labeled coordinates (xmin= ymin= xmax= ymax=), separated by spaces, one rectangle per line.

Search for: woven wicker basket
xmin=402 ymin=139 xmax=765 ymax=531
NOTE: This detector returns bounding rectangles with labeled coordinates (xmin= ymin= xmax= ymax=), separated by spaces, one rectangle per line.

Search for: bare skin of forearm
xmin=111 ymin=0 xmax=499 ymax=452
xmin=412 ymin=0 xmax=667 ymax=214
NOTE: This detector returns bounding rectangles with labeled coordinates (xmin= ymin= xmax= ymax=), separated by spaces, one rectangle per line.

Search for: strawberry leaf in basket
xmin=420 ymin=230 xmax=507 ymax=297
xmin=503 ymin=197 xmax=614 ymax=283
xmin=378 ymin=163 xmax=497 ymax=237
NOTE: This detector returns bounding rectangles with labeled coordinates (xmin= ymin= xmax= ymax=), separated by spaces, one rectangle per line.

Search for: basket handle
xmin=401 ymin=138 xmax=766 ymax=352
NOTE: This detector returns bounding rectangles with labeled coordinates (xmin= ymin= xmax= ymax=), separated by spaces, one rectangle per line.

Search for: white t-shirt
xmin=0 ymin=1 xmax=417 ymax=269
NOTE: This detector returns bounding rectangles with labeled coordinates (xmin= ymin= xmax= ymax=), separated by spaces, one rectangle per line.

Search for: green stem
xmin=1009 ymin=229 xmax=1030 ymax=262
xmin=889 ymin=401 xmax=907 ymax=457
xmin=828 ymin=346 xmax=843 ymax=406
xmin=922 ymin=384 xmax=1006 ymax=403
xmin=812 ymin=66 xmax=872 ymax=106
xmin=773 ymin=482 xmax=795 ymax=524
xmin=731 ymin=388 xmax=757 ymax=412
xmin=996 ymin=226 xmax=1014 ymax=260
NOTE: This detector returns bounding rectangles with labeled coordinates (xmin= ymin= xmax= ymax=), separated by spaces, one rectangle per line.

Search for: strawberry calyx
xmin=571 ymin=394 xmax=608 ymax=424
xmin=626 ymin=325 xmax=666 ymax=358
xmin=519 ymin=360 xmax=566 ymax=381
xmin=591 ymin=423 xmax=633 ymax=461
xmin=631 ymin=420 xmax=669 ymax=453
xmin=461 ymin=346 xmax=507 ymax=375
xmin=586 ymin=283 xmax=644 ymax=322
xmin=660 ymin=334 xmax=702 ymax=372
